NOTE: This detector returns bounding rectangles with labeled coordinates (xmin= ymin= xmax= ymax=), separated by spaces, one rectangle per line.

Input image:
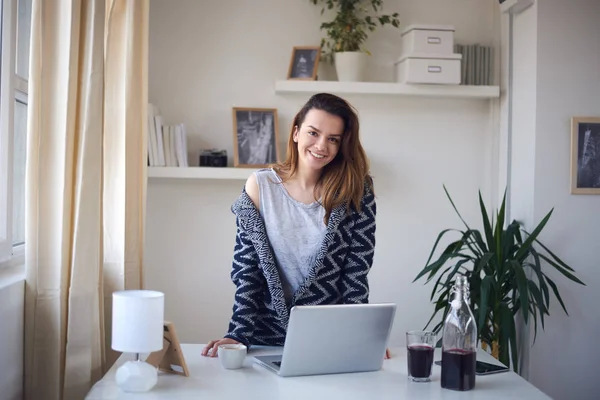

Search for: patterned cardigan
xmin=223 ymin=183 xmax=377 ymax=347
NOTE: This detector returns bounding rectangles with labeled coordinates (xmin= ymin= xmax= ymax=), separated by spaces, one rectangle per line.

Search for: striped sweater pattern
xmin=223 ymin=184 xmax=377 ymax=347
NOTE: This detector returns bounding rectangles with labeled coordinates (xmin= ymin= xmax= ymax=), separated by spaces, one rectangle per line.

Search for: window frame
xmin=0 ymin=0 xmax=26 ymax=267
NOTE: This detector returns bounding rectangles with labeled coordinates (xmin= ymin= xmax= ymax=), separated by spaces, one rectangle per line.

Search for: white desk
xmin=85 ymin=344 xmax=550 ymax=400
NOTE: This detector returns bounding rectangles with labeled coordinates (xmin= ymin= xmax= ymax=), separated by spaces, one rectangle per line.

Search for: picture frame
xmin=287 ymin=46 xmax=321 ymax=80
xmin=570 ymin=116 xmax=600 ymax=194
xmin=145 ymin=321 xmax=190 ymax=377
xmin=232 ymin=107 xmax=280 ymax=168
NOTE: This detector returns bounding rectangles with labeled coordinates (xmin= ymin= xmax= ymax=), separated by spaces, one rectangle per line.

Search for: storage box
xmin=401 ymin=24 xmax=455 ymax=55
xmin=394 ymin=53 xmax=462 ymax=85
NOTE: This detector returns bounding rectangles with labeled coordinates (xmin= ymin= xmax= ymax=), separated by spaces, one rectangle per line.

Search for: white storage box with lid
xmin=401 ymin=24 xmax=455 ymax=55
xmin=394 ymin=53 xmax=462 ymax=85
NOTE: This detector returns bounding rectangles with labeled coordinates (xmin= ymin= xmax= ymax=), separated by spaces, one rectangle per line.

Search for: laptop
xmin=253 ymin=303 xmax=396 ymax=377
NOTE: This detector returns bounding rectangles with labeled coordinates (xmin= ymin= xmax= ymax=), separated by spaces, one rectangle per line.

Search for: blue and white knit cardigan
xmin=223 ymin=182 xmax=377 ymax=347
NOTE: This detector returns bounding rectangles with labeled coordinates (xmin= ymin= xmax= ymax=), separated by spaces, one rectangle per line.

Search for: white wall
xmin=146 ymin=0 xmax=500 ymax=347
xmin=513 ymin=0 xmax=599 ymax=399
xmin=0 ymin=276 xmax=24 ymax=400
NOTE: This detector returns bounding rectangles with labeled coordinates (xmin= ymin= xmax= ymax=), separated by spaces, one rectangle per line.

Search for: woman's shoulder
xmin=363 ymin=175 xmax=374 ymax=195
xmin=358 ymin=175 xmax=375 ymax=204
xmin=353 ymin=175 xmax=375 ymax=217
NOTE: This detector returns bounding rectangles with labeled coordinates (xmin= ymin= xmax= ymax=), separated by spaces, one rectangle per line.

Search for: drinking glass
xmin=406 ymin=330 xmax=435 ymax=382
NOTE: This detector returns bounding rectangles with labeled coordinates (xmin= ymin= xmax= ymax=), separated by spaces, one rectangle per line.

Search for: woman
xmin=202 ymin=92 xmax=379 ymax=357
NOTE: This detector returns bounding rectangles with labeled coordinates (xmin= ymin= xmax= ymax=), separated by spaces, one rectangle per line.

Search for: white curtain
xmin=24 ymin=1 xmax=148 ymax=399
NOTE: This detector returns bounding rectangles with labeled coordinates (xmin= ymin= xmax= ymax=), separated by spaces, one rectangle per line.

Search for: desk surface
xmin=85 ymin=344 xmax=550 ymax=400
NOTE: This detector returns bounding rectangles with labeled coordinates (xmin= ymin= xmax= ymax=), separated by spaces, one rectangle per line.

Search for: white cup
xmin=217 ymin=344 xmax=247 ymax=369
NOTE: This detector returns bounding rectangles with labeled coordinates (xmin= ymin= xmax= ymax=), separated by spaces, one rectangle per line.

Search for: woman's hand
xmin=201 ymin=338 xmax=241 ymax=358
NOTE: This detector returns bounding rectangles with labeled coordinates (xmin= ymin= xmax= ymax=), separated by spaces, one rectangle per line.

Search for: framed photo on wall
xmin=570 ymin=116 xmax=600 ymax=194
xmin=287 ymin=46 xmax=321 ymax=80
xmin=232 ymin=107 xmax=280 ymax=167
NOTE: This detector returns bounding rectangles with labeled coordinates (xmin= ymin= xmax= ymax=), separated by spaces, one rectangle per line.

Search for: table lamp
xmin=112 ymin=290 xmax=165 ymax=392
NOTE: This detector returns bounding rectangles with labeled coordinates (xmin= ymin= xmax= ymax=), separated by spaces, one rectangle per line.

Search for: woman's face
xmin=293 ymin=109 xmax=344 ymax=172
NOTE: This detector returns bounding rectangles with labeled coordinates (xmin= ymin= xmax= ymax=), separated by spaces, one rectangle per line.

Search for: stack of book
xmin=454 ymin=44 xmax=494 ymax=85
xmin=147 ymin=103 xmax=189 ymax=167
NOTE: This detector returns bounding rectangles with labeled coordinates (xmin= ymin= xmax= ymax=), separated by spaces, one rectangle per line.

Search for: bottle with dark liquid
xmin=441 ymin=275 xmax=477 ymax=391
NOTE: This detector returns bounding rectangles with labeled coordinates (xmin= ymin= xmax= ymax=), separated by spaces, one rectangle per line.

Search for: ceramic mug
xmin=217 ymin=343 xmax=247 ymax=369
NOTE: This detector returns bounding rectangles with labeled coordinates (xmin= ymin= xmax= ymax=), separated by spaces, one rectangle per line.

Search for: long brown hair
xmin=272 ymin=93 xmax=373 ymax=224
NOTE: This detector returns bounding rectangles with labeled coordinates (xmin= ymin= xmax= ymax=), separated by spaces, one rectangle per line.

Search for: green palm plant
xmin=413 ymin=186 xmax=585 ymax=373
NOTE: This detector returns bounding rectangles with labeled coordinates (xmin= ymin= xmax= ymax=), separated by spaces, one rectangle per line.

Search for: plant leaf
xmin=528 ymin=303 xmax=539 ymax=345
xmin=478 ymin=275 xmax=494 ymax=332
xmin=423 ymin=295 xmax=449 ymax=330
xmin=538 ymin=254 xmax=585 ymax=285
xmin=443 ymin=185 xmax=471 ymax=230
xmin=511 ymin=260 xmax=529 ymax=324
xmin=414 ymin=238 xmax=466 ymax=283
xmin=527 ymin=247 xmax=550 ymax=308
xmin=478 ymin=190 xmax=495 ymax=254
xmin=544 ymin=274 xmax=569 ymax=315
xmin=514 ymin=210 xmax=554 ymax=261
xmin=416 ymin=229 xmax=456 ymax=274
xmin=473 ymin=252 xmax=494 ymax=276
xmin=430 ymin=266 xmax=452 ymax=301
xmin=494 ymin=190 xmax=507 ymax=266
xmin=499 ymin=302 xmax=518 ymax=372
xmin=532 ymin=236 xmax=576 ymax=272
xmin=528 ymin=281 xmax=546 ymax=335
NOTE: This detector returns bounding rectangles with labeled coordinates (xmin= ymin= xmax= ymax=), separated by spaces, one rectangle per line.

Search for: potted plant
xmin=309 ymin=0 xmax=400 ymax=81
xmin=413 ymin=186 xmax=585 ymax=373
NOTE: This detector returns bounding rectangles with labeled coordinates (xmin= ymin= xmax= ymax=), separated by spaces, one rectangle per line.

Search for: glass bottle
xmin=441 ymin=274 xmax=477 ymax=391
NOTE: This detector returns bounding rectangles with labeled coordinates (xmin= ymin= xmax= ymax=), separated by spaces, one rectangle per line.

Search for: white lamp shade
xmin=112 ymin=290 xmax=164 ymax=353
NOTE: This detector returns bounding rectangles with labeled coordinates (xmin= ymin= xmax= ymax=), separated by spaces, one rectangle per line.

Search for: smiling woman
xmin=202 ymin=92 xmax=381 ymax=358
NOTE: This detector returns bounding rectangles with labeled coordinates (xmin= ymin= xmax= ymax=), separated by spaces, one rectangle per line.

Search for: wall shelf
xmin=274 ymin=80 xmax=500 ymax=99
xmin=148 ymin=167 xmax=253 ymax=180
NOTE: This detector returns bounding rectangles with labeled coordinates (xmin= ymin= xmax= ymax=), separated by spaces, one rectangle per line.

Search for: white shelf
xmin=274 ymin=80 xmax=500 ymax=99
xmin=148 ymin=167 xmax=254 ymax=180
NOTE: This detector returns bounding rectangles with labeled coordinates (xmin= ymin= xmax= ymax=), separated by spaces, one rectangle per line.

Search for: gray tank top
xmin=255 ymin=168 xmax=327 ymax=304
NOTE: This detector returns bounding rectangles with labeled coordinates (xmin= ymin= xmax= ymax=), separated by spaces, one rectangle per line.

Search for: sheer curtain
xmin=24 ymin=1 xmax=148 ymax=399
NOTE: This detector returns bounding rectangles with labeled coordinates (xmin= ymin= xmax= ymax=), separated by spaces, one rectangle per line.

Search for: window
xmin=0 ymin=0 xmax=30 ymax=264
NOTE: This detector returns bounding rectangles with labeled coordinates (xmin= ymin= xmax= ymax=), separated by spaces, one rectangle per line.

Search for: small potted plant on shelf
xmin=413 ymin=186 xmax=585 ymax=373
xmin=309 ymin=0 xmax=400 ymax=82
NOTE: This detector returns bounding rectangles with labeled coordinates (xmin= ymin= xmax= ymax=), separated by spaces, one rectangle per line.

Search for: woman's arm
xmin=341 ymin=187 xmax=376 ymax=304
xmin=222 ymin=224 xmax=265 ymax=347
xmin=203 ymin=179 xmax=264 ymax=357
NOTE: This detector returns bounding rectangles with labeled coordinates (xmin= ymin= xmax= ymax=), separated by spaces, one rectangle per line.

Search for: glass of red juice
xmin=406 ymin=330 xmax=435 ymax=382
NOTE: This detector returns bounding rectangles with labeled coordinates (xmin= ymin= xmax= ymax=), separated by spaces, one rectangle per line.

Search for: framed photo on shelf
xmin=145 ymin=321 xmax=190 ymax=377
xmin=570 ymin=116 xmax=600 ymax=194
xmin=287 ymin=46 xmax=321 ymax=80
xmin=232 ymin=107 xmax=280 ymax=168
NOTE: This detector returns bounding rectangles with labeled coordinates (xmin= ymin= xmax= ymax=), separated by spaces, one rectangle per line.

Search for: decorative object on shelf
xmin=413 ymin=186 xmax=585 ymax=373
xmin=570 ymin=116 xmax=600 ymax=194
xmin=112 ymin=290 xmax=165 ymax=393
xmin=401 ymin=24 xmax=455 ymax=55
xmin=232 ymin=107 xmax=280 ymax=168
xmin=454 ymin=43 xmax=493 ymax=85
xmin=287 ymin=46 xmax=321 ymax=80
xmin=199 ymin=149 xmax=228 ymax=167
xmin=395 ymin=53 xmax=462 ymax=85
xmin=309 ymin=0 xmax=400 ymax=82
xmin=146 ymin=321 xmax=190 ymax=377
xmin=147 ymin=103 xmax=189 ymax=167
xmin=395 ymin=25 xmax=462 ymax=85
